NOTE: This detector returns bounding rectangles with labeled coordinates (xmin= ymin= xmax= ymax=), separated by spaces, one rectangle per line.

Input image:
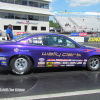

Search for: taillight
xmin=0 ymin=47 xmax=2 ymax=52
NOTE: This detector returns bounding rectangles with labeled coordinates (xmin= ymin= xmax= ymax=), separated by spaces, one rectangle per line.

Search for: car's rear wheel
xmin=87 ymin=56 xmax=100 ymax=71
xmin=10 ymin=55 xmax=32 ymax=75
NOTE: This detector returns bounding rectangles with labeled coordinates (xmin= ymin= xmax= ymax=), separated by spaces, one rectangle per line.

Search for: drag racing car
xmin=0 ymin=33 xmax=100 ymax=75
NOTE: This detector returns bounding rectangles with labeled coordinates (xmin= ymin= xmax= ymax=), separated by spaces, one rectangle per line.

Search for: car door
xmin=28 ymin=35 xmax=46 ymax=67
xmin=44 ymin=35 xmax=85 ymax=67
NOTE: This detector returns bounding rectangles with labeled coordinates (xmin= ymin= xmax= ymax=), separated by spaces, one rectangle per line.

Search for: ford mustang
xmin=0 ymin=33 xmax=100 ymax=75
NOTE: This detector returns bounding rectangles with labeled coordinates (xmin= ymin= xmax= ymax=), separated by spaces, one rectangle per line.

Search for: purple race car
xmin=0 ymin=33 xmax=100 ymax=75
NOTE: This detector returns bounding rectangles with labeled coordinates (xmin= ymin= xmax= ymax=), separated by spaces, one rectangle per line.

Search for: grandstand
xmin=54 ymin=12 xmax=100 ymax=33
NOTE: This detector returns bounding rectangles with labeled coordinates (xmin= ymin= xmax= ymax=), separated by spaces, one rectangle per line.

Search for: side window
xmin=47 ymin=35 xmax=78 ymax=48
xmin=28 ymin=36 xmax=44 ymax=46
xmin=65 ymin=39 xmax=75 ymax=48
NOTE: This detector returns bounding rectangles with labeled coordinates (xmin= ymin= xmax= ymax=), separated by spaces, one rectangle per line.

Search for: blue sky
xmin=49 ymin=0 xmax=100 ymax=20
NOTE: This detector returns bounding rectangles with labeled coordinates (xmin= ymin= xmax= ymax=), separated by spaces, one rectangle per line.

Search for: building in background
xmin=0 ymin=0 xmax=54 ymax=36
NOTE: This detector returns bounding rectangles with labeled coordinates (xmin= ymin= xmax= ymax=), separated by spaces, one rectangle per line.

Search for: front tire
xmin=10 ymin=55 xmax=32 ymax=75
xmin=87 ymin=56 xmax=100 ymax=71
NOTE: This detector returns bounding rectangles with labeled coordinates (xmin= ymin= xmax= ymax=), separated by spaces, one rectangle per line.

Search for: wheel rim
xmin=89 ymin=58 xmax=99 ymax=69
xmin=14 ymin=58 xmax=28 ymax=71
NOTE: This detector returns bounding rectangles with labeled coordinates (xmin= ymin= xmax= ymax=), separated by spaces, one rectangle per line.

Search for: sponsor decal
xmin=54 ymin=62 xmax=60 ymax=64
xmin=14 ymin=48 xmax=19 ymax=52
xmin=69 ymin=59 xmax=72 ymax=61
xmin=76 ymin=62 xmax=82 ymax=64
xmin=56 ymin=59 xmax=63 ymax=61
xmin=0 ymin=57 xmax=7 ymax=60
xmin=46 ymin=65 xmax=52 ymax=67
xmin=83 ymin=62 xmax=86 ymax=65
xmin=70 ymin=59 xmax=76 ymax=61
xmin=38 ymin=62 xmax=45 ymax=65
xmin=88 ymin=37 xmax=100 ymax=42
xmin=79 ymin=33 xmax=87 ymax=36
xmin=16 ymin=21 xmax=38 ymax=25
xmin=83 ymin=49 xmax=92 ymax=52
xmin=76 ymin=60 xmax=83 ymax=61
xmin=46 ymin=62 xmax=53 ymax=65
xmin=20 ymin=50 xmax=29 ymax=52
xmin=53 ymin=65 xmax=59 ymax=67
xmin=70 ymin=62 xmax=76 ymax=64
xmin=60 ymin=65 xmax=65 ymax=67
xmin=63 ymin=59 xmax=69 ymax=61
xmin=37 ymin=65 xmax=45 ymax=67
xmin=42 ymin=52 xmax=81 ymax=57
xmin=66 ymin=65 xmax=75 ymax=66
xmin=96 ymin=50 xmax=100 ymax=52
xmin=61 ymin=62 xmax=69 ymax=64
xmin=69 ymin=59 xmax=83 ymax=61
xmin=47 ymin=59 xmax=55 ymax=61
xmin=46 ymin=62 xmax=53 ymax=67
xmin=1 ymin=61 xmax=7 ymax=65
xmin=14 ymin=48 xmax=29 ymax=52
xmin=39 ymin=58 xmax=45 ymax=62
xmin=84 ymin=59 xmax=87 ymax=62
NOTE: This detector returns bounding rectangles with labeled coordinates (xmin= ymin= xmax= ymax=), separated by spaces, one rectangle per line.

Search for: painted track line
xmin=1 ymin=89 xmax=100 ymax=100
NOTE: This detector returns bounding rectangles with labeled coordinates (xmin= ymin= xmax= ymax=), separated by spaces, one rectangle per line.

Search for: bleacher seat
xmin=54 ymin=16 xmax=100 ymax=32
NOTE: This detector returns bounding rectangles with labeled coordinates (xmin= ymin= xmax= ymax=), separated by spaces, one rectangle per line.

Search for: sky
xmin=49 ymin=0 xmax=100 ymax=20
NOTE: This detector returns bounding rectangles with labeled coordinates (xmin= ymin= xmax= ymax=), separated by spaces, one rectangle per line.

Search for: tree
xmin=49 ymin=20 xmax=61 ymax=29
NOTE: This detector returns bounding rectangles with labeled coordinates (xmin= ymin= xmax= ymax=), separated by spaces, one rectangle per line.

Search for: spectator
xmin=73 ymin=26 xmax=76 ymax=32
xmin=0 ymin=30 xmax=2 ymax=36
xmin=97 ymin=28 xmax=98 ymax=32
xmin=6 ymin=24 xmax=13 ymax=40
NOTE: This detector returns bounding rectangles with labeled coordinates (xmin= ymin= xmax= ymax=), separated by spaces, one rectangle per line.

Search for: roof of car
xmin=14 ymin=33 xmax=68 ymax=42
xmin=33 ymin=33 xmax=57 ymax=35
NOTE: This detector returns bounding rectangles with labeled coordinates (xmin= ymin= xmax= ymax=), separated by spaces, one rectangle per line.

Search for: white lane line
xmin=1 ymin=89 xmax=100 ymax=100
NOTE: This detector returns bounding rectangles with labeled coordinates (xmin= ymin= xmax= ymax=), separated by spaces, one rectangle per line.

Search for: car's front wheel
xmin=87 ymin=56 xmax=100 ymax=71
xmin=10 ymin=55 xmax=32 ymax=75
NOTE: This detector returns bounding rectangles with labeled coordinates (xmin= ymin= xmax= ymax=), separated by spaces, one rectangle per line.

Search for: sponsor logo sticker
xmin=37 ymin=65 xmax=45 ymax=67
xmin=14 ymin=48 xmax=19 ymax=52
xmin=20 ymin=50 xmax=29 ymax=52
xmin=76 ymin=62 xmax=82 ymax=64
xmin=0 ymin=57 xmax=7 ymax=60
xmin=61 ymin=62 xmax=69 ymax=64
xmin=46 ymin=62 xmax=53 ymax=65
xmin=46 ymin=62 xmax=53 ymax=67
xmin=54 ymin=62 xmax=60 ymax=64
xmin=1 ymin=61 xmax=7 ymax=65
xmin=66 ymin=65 xmax=75 ymax=66
xmin=84 ymin=59 xmax=87 ymax=62
xmin=39 ymin=58 xmax=45 ymax=62
xmin=60 ymin=65 xmax=65 ymax=67
xmin=53 ymin=65 xmax=59 ymax=67
xmin=47 ymin=59 xmax=55 ymax=61
xmin=63 ymin=59 xmax=69 ymax=61
xmin=38 ymin=62 xmax=45 ymax=65
xmin=46 ymin=65 xmax=52 ymax=67
xmin=70 ymin=62 xmax=76 ymax=64
xmin=56 ymin=59 xmax=63 ymax=61
xmin=83 ymin=62 xmax=86 ymax=65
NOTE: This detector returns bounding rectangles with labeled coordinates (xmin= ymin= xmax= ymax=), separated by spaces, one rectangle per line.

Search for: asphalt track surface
xmin=0 ymin=42 xmax=100 ymax=100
